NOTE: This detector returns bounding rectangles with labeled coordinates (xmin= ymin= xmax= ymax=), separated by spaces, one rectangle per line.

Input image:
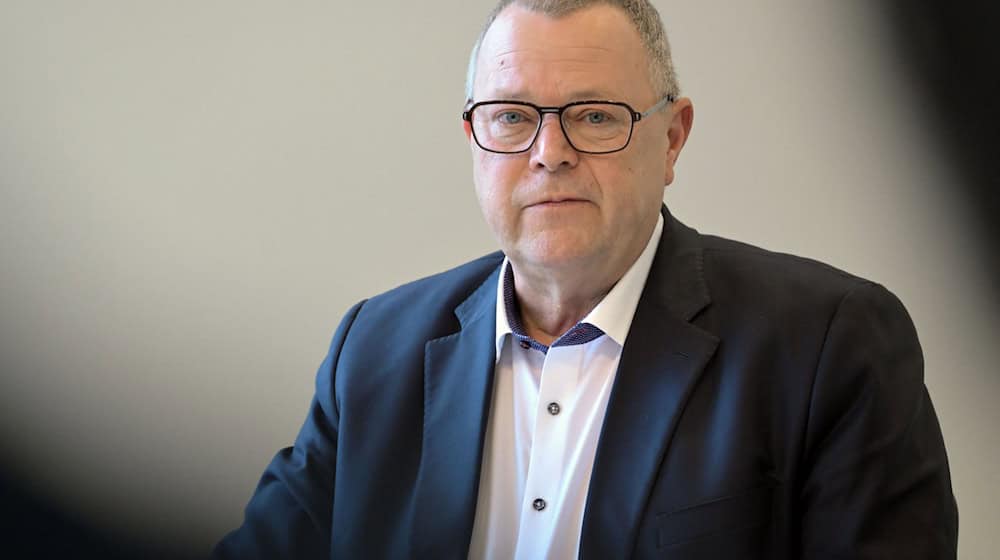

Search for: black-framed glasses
xmin=461 ymin=95 xmax=674 ymax=155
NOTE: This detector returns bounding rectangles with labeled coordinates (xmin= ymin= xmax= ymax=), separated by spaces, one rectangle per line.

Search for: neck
xmin=509 ymin=246 xmax=641 ymax=346
xmin=507 ymin=211 xmax=662 ymax=345
xmin=514 ymin=271 xmax=611 ymax=346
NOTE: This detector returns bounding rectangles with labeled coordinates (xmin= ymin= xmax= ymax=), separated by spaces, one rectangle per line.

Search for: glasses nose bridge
xmin=532 ymin=106 xmax=570 ymax=146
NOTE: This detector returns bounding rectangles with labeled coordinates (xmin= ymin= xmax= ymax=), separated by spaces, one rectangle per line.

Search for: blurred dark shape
xmin=882 ymin=0 xmax=1000 ymax=278
xmin=0 ymin=471 xmax=196 ymax=560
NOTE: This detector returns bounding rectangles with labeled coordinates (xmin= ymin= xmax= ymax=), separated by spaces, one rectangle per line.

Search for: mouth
xmin=527 ymin=197 xmax=589 ymax=208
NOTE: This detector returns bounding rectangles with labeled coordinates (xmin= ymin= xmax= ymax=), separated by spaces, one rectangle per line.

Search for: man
xmin=215 ymin=1 xmax=958 ymax=558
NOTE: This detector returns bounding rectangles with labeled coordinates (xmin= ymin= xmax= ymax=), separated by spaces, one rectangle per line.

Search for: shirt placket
xmin=513 ymin=344 xmax=582 ymax=559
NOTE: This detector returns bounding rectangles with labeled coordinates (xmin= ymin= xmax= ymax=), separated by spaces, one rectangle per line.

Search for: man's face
xmin=467 ymin=4 xmax=690 ymax=278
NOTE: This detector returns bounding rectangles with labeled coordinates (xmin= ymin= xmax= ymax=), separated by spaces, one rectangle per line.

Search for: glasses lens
xmin=562 ymin=103 xmax=633 ymax=153
xmin=470 ymin=103 xmax=540 ymax=153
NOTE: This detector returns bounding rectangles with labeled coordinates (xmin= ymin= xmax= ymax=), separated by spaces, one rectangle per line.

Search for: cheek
xmin=590 ymin=155 xmax=665 ymax=222
xmin=472 ymin=158 xmax=515 ymax=223
xmin=474 ymin=153 xmax=523 ymax=194
xmin=628 ymin=142 xmax=669 ymax=196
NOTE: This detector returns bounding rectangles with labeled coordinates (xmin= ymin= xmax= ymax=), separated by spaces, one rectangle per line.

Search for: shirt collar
xmin=494 ymin=213 xmax=664 ymax=361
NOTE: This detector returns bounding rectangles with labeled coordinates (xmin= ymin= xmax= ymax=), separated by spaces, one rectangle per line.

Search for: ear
xmin=663 ymin=97 xmax=694 ymax=186
xmin=463 ymin=119 xmax=473 ymax=142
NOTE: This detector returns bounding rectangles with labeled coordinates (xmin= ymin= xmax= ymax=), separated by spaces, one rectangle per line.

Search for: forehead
xmin=475 ymin=4 xmax=652 ymax=102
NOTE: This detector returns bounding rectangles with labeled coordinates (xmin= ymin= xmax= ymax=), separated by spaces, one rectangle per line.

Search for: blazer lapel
xmin=410 ymin=265 xmax=501 ymax=559
xmin=580 ymin=211 xmax=720 ymax=559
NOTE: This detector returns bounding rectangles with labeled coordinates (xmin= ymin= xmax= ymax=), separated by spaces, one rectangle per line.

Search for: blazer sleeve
xmin=212 ymin=300 xmax=366 ymax=560
xmin=798 ymin=282 xmax=958 ymax=558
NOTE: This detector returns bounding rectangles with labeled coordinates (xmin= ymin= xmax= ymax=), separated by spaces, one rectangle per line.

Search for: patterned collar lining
xmin=502 ymin=262 xmax=605 ymax=354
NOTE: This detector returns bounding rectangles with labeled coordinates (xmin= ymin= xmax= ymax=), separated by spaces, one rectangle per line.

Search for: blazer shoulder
xmin=681 ymin=231 xmax=916 ymax=342
xmin=696 ymin=232 xmax=875 ymax=303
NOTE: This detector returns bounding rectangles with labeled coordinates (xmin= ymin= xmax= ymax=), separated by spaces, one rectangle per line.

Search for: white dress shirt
xmin=469 ymin=215 xmax=664 ymax=560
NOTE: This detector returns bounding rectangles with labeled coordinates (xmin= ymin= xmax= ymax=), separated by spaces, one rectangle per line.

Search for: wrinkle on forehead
xmin=492 ymin=44 xmax=617 ymax=60
xmin=480 ymin=48 xmax=635 ymax=101
xmin=486 ymin=47 xmax=623 ymax=78
xmin=483 ymin=68 xmax=620 ymax=102
xmin=484 ymin=33 xmax=625 ymax=67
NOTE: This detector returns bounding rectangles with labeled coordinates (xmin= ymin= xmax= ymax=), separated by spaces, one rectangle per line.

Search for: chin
xmin=514 ymin=233 xmax=604 ymax=270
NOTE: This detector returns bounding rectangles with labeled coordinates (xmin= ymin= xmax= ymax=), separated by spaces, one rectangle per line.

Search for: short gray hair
xmin=465 ymin=0 xmax=680 ymax=102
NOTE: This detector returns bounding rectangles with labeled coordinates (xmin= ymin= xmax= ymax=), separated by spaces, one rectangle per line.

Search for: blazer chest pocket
xmin=656 ymin=484 xmax=774 ymax=554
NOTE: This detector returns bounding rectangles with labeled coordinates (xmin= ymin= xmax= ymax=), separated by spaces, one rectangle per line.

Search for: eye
xmin=493 ymin=109 xmax=531 ymax=126
xmin=497 ymin=111 xmax=527 ymax=125
xmin=582 ymin=110 xmax=614 ymax=125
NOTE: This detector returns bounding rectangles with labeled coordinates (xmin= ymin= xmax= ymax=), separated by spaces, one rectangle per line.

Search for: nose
xmin=529 ymin=114 xmax=579 ymax=172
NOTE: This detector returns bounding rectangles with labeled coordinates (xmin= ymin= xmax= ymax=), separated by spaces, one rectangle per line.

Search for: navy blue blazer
xmin=215 ymin=208 xmax=957 ymax=559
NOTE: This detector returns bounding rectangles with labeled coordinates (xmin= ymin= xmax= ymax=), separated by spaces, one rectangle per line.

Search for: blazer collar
xmin=652 ymin=204 xmax=713 ymax=322
xmin=579 ymin=206 xmax=720 ymax=558
xmin=410 ymin=263 xmax=501 ymax=559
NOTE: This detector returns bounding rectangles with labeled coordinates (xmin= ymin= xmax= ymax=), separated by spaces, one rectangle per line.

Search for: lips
xmin=527 ymin=196 xmax=589 ymax=207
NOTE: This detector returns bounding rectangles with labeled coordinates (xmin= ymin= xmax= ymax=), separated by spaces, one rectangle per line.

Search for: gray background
xmin=0 ymin=1 xmax=995 ymax=557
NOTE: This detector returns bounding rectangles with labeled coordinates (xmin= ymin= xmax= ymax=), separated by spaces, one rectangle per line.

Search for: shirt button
xmin=519 ymin=340 xmax=530 ymax=350
xmin=532 ymin=498 xmax=547 ymax=511
xmin=547 ymin=402 xmax=561 ymax=415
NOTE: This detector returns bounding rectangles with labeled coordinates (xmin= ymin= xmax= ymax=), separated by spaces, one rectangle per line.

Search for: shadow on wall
xmin=883 ymin=0 xmax=1000 ymax=287
xmin=0 ymin=471 xmax=198 ymax=560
